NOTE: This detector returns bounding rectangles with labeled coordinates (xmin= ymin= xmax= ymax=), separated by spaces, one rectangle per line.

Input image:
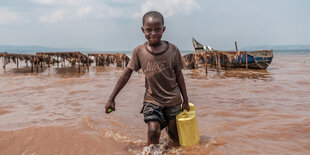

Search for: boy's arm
xmin=105 ymin=68 xmax=133 ymax=113
xmin=176 ymin=70 xmax=190 ymax=111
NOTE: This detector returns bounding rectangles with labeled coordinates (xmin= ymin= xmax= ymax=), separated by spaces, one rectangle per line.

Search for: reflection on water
xmin=3 ymin=65 xmax=88 ymax=78
xmin=185 ymin=68 xmax=273 ymax=82
xmin=5 ymin=66 xmax=48 ymax=74
xmin=53 ymin=67 xmax=87 ymax=78
xmin=0 ymin=53 xmax=310 ymax=154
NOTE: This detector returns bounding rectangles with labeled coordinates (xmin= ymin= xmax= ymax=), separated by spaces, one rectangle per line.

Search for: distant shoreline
xmin=1 ymin=45 xmax=310 ymax=54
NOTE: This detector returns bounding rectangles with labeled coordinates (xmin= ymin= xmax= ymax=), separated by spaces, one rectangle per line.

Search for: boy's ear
xmin=162 ymin=26 xmax=166 ymax=33
xmin=141 ymin=26 xmax=145 ymax=33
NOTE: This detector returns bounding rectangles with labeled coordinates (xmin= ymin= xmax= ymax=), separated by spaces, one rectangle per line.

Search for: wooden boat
xmin=189 ymin=38 xmax=274 ymax=69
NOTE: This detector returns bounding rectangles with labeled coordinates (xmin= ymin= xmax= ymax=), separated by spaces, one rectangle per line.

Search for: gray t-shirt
xmin=127 ymin=41 xmax=185 ymax=107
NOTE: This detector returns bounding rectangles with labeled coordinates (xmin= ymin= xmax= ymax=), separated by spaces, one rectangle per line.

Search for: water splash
xmin=142 ymin=144 xmax=165 ymax=155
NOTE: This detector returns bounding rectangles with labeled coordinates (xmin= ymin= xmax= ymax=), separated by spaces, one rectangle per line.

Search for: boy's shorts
xmin=140 ymin=102 xmax=181 ymax=130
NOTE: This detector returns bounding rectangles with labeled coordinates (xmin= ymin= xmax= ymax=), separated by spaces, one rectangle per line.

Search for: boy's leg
xmin=142 ymin=103 xmax=166 ymax=145
xmin=147 ymin=121 xmax=161 ymax=145
xmin=163 ymin=104 xmax=181 ymax=144
xmin=167 ymin=119 xmax=179 ymax=142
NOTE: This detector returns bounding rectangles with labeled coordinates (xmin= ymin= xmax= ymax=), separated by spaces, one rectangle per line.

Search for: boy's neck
xmin=146 ymin=41 xmax=168 ymax=53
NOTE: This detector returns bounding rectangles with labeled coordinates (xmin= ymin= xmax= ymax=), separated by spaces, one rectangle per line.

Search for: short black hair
xmin=142 ymin=11 xmax=164 ymax=26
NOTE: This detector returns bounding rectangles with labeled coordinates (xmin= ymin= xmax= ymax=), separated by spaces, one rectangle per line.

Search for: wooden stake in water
xmin=235 ymin=41 xmax=239 ymax=52
xmin=246 ymin=51 xmax=248 ymax=70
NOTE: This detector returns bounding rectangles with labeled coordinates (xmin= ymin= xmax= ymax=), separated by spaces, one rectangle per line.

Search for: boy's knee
xmin=148 ymin=121 xmax=161 ymax=137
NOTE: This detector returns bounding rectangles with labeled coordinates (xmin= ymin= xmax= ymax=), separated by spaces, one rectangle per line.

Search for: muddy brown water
xmin=0 ymin=52 xmax=310 ymax=154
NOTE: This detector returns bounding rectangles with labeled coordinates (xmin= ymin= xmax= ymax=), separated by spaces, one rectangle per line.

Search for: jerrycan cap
xmin=179 ymin=111 xmax=189 ymax=118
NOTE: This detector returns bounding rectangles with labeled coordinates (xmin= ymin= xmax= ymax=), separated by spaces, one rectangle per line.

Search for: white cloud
xmin=33 ymin=0 xmax=123 ymax=21
xmin=76 ymin=6 xmax=94 ymax=17
xmin=94 ymin=4 xmax=123 ymax=19
xmin=135 ymin=0 xmax=200 ymax=17
xmin=39 ymin=9 xmax=67 ymax=23
xmin=31 ymin=0 xmax=55 ymax=5
xmin=0 ymin=8 xmax=21 ymax=24
xmin=31 ymin=0 xmax=91 ymax=5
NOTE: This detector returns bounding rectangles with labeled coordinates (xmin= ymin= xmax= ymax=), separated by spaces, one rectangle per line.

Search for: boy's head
xmin=142 ymin=11 xmax=164 ymax=26
xmin=141 ymin=11 xmax=166 ymax=46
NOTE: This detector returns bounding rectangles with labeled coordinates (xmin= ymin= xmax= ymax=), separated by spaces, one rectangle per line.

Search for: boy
xmin=105 ymin=11 xmax=190 ymax=145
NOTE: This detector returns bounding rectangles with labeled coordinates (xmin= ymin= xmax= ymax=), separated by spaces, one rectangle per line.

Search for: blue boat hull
xmin=201 ymin=50 xmax=274 ymax=69
xmin=234 ymin=50 xmax=274 ymax=69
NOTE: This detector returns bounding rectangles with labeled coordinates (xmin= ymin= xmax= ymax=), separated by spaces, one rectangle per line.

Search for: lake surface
xmin=0 ymin=50 xmax=310 ymax=154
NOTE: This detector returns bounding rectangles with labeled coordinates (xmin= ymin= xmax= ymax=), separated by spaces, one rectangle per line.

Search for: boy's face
xmin=141 ymin=16 xmax=166 ymax=46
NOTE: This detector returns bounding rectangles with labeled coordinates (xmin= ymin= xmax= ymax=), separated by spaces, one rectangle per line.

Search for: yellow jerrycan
xmin=176 ymin=103 xmax=200 ymax=146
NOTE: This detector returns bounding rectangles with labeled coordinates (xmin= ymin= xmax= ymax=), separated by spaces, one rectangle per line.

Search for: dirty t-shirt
xmin=127 ymin=41 xmax=185 ymax=107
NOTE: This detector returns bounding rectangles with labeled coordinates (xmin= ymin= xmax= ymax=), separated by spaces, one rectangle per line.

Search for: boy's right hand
xmin=105 ymin=100 xmax=115 ymax=114
xmin=181 ymin=101 xmax=190 ymax=112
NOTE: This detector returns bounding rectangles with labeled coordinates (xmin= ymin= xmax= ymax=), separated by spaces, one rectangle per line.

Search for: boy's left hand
xmin=181 ymin=101 xmax=190 ymax=112
xmin=105 ymin=100 xmax=115 ymax=114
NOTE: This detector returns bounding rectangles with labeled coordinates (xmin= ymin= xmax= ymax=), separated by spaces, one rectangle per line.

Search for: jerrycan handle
xmin=181 ymin=103 xmax=195 ymax=111
xmin=179 ymin=103 xmax=195 ymax=118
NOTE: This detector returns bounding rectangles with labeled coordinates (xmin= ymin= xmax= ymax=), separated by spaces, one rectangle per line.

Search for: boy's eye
xmin=155 ymin=28 xmax=162 ymax=32
xmin=144 ymin=27 xmax=163 ymax=33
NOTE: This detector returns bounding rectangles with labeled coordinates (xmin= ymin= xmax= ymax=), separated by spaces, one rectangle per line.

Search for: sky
xmin=0 ymin=0 xmax=309 ymax=51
